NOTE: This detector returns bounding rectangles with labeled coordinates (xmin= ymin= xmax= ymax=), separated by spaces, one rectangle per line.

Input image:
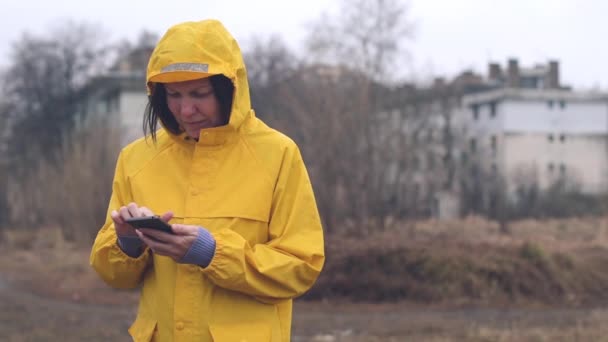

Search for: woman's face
xmin=164 ymin=77 xmax=224 ymax=139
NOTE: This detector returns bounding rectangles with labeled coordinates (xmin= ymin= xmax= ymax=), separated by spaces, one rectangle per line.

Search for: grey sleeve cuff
xmin=117 ymin=235 xmax=144 ymax=258
xmin=179 ymin=227 xmax=216 ymax=267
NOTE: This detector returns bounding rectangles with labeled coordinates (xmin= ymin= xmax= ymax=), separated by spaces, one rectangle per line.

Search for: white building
xmin=462 ymin=59 xmax=608 ymax=197
xmin=79 ymin=47 xmax=152 ymax=146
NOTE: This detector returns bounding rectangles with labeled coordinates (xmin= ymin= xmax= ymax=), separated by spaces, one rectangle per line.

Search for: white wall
xmin=119 ymin=91 xmax=148 ymax=145
xmin=503 ymin=132 xmax=608 ymax=194
xmin=502 ymin=100 xmax=607 ymax=134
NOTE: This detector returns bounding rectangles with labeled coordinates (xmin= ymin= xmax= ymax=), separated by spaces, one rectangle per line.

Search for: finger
xmin=119 ymin=206 xmax=132 ymax=221
xmin=136 ymin=230 xmax=155 ymax=249
xmin=139 ymin=228 xmax=173 ymax=243
xmin=110 ymin=210 xmax=125 ymax=224
xmin=171 ymin=224 xmax=199 ymax=236
xmin=127 ymin=202 xmax=142 ymax=217
xmin=136 ymin=229 xmax=161 ymax=248
xmin=160 ymin=211 xmax=174 ymax=222
xmin=140 ymin=206 xmax=154 ymax=216
xmin=136 ymin=230 xmax=171 ymax=257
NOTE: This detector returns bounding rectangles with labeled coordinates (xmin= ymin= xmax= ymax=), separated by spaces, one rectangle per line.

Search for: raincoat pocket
xmin=209 ymin=322 xmax=272 ymax=342
xmin=128 ymin=316 xmax=157 ymax=342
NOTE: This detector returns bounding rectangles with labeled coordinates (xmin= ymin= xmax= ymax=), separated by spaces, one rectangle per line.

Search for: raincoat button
xmin=176 ymin=322 xmax=184 ymax=330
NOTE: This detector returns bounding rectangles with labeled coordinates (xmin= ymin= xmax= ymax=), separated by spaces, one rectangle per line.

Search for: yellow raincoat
xmin=90 ymin=19 xmax=325 ymax=342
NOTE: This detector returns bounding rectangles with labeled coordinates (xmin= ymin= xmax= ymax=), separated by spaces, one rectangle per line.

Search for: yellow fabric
xmin=90 ymin=19 xmax=324 ymax=342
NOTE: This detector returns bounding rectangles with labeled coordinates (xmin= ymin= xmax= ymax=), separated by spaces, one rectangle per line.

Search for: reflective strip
xmin=161 ymin=63 xmax=209 ymax=73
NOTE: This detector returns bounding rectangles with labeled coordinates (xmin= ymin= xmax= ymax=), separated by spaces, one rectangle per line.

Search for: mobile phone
xmin=125 ymin=216 xmax=174 ymax=234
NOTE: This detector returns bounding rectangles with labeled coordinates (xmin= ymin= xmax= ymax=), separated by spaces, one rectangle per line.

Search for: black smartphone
xmin=125 ymin=216 xmax=174 ymax=234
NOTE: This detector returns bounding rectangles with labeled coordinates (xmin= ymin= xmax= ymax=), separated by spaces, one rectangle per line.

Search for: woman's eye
xmin=167 ymin=92 xmax=180 ymax=98
xmin=193 ymin=91 xmax=213 ymax=98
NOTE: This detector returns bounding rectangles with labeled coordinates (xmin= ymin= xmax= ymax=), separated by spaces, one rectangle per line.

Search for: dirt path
xmin=2 ymin=272 xmax=608 ymax=342
xmin=0 ymin=273 xmax=135 ymax=341
xmin=292 ymin=302 xmax=608 ymax=341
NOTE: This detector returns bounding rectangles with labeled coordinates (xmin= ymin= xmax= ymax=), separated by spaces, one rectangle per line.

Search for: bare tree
xmin=300 ymin=0 xmax=414 ymax=229
xmin=4 ymin=20 xmax=110 ymax=171
xmin=243 ymin=34 xmax=300 ymax=125
xmin=306 ymin=0 xmax=413 ymax=83
xmin=245 ymin=34 xmax=298 ymax=89
xmin=0 ymin=20 xmax=114 ymax=234
xmin=271 ymin=67 xmax=372 ymax=232
xmin=241 ymin=2 xmax=423 ymax=231
xmin=6 ymin=117 xmax=122 ymax=240
xmin=0 ymin=98 xmax=13 ymax=228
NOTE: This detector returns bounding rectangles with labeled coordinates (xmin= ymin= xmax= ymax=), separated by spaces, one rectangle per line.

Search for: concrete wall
xmin=503 ymin=132 xmax=607 ymax=194
xmin=119 ymin=91 xmax=148 ymax=145
xmin=502 ymin=99 xmax=607 ymax=134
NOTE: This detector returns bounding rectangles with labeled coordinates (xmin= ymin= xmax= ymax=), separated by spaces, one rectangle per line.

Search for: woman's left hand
xmin=135 ymin=224 xmax=200 ymax=262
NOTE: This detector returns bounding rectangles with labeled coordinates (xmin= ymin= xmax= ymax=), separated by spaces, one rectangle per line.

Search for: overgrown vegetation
xmin=305 ymin=216 xmax=608 ymax=304
xmin=5 ymin=118 xmax=121 ymax=242
xmin=2 ymin=216 xmax=608 ymax=306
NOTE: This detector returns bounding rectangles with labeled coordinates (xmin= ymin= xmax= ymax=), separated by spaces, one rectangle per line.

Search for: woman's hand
xmin=135 ymin=224 xmax=200 ymax=262
xmin=111 ymin=202 xmax=173 ymax=237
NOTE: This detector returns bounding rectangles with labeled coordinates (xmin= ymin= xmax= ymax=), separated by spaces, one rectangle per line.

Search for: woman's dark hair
xmin=144 ymin=74 xmax=234 ymax=141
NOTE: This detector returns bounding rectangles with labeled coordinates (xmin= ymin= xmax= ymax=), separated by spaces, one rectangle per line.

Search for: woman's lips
xmin=184 ymin=120 xmax=207 ymax=128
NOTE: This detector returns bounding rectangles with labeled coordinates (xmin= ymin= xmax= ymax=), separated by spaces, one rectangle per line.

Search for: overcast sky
xmin=1 ymin=0 xmax=607 ymax=90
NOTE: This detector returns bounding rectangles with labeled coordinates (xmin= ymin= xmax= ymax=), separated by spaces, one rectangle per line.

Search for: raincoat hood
xmin=147 ymin=19 xmax=251 ymax=131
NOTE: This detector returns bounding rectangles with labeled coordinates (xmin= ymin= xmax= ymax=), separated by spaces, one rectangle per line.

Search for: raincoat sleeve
xmin=202 ymin=144 xmax=325 ymax=303
xmin=89 ymin=150 xmax=151 ymax=289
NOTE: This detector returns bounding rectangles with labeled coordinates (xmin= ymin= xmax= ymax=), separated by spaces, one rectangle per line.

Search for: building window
xmin=548 ymin=163 xmax=555 ymax=172
xmin=560 ymin=163 xmax=566 ymax=174
xmin=559 ymin=100 xmax=566 ymax=109
xmin=470 ymin=138 xmax=477 ymax=153
xmin=427 ymin=129 xmax=434 ymax=142
xmin=548 ymin=134 xmax=554 ymax=143
xmin=471 ymin=104 xmax=479 ymax=120
xmin=491 ymin=163 xmax=498 ymax=174
xmin=489 ymin=102 xmax=497 ymax=118
xmin=559 ymin=134 xmax=566 ymax=143
xmin=461 ymin=152 xmax=468 ymax=165
xmin=547 ymin=100 xmax=554 ymax=109
xmin=490 ymin=135 xmax=497 ymax=151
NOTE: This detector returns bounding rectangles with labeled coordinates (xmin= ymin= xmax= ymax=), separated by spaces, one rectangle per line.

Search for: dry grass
xmin=2 ymin=219 xmax=608 ymax=341
xmin=5 ymin=117 xmax=122 ymax=243
xmin=308 ymin=215 xmax=608 ymax=304
xmin=353 ymin=215 xmax=608 ymax=252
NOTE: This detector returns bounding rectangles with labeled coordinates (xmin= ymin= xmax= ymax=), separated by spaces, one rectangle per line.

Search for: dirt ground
xmin=2 ymin=274 xmax=608 ymax=342
xmin=2 ymin=244 xmax=608 ymax=341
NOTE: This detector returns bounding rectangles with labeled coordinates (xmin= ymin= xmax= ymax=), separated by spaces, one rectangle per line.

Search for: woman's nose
xmin=179 ymin=98 xmax=196 ymax=117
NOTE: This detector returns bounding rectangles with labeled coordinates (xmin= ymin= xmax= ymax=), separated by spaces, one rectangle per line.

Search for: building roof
xmin=463 ymin=88 xmax=608 ymax=106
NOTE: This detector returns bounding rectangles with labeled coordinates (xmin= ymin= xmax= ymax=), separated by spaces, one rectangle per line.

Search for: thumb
xmin=171 ymin=224 xmax=197 ymax=236
xmin=160 ymin=211 xmax=174 ymax=223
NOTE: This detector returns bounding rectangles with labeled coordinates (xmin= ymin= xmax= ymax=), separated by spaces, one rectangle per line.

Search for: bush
xmin=6 ymin=118 xmax=122 ymax=242
xmin=304 ymin=219 xmax=608 ymax=305
xmin=508 ymin=181 xmax=608 ymax=219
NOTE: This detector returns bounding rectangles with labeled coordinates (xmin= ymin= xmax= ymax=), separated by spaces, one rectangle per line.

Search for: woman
xmin=90 ymin=19 xmax=325 ymax=342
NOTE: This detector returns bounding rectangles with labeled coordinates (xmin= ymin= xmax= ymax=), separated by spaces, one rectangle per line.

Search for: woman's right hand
xmin=111 ymin=202 xmax=173 ymax=237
